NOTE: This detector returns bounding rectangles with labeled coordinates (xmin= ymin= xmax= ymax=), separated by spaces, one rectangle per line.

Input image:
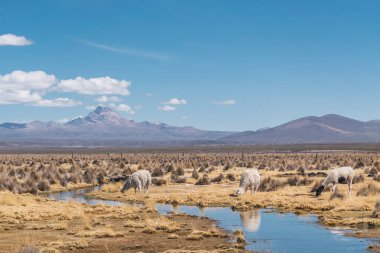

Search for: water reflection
xmin=240 ymin=209 xmax=261 ymax=232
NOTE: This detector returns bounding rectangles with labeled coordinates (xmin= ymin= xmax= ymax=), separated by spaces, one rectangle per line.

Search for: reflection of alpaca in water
xmin=240 ymin=210 xmax=261 ymax=232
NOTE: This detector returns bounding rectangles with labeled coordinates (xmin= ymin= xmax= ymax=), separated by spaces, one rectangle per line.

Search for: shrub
xmin=83 ymin=168 xmax=96 ymax=184
xmin=368 ymin=167 xmax=379 ymax=177
xmin=297 ymin=166 xmax=305 ymax=174
xmin=227 ymin=173 xmax=236 ymax=181
xmin=175 ymin=167 xmax=185 ymax=176
xmin=192 ymin=168 xmax=199 ymax=179
xmin=258 ymin=177 xmax=285 ymax=192
xmin=152 ymin=177 xmax=167 ymax=186
xmin=352 ymin=174 xmax=365 ymax=184
xmin=354 ymin=160 xmax=365 ymax=169
xmin=357 ymin=183 xmax=380 ymax=196
xmin=330 ymin=188 xmax=346 ymax=200
xmin=37 ymin=180 xmax=50 ymax=191
xmin=223 ymin=162 xmax=232 ymax=171
xmin=195 ymin=174 xmax=210 ymax=185
xmin=211 ymin=173 xmax=224 ymax=183
xmin=286 ymin=176 xmax=313 ymax=186
xmin=374 ymin=174 xmax=380 ymax=182
xmin=152 ymin=167 xmax=164 ymax=177
xmin=373 ymin=200 xmax=380 ymax=218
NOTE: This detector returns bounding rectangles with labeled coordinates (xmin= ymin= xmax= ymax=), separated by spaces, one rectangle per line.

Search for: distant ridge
xmin=219 ymin=114 xmax=380 ymax=144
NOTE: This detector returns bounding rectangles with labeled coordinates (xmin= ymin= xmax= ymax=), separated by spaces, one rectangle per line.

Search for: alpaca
xmin=316 ymin=166 xmax=354 ymax=197
xmin=236 ymin=168 xmax=260 ymax=195
xmin=120 ymin=170 xmax=151 ymax=194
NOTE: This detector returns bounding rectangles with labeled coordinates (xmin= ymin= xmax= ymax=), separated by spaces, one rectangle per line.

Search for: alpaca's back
xmin=132 ymin=170 xmax=151 ymax=188
xmin=240 ymin=168 xmax=260 ymax=189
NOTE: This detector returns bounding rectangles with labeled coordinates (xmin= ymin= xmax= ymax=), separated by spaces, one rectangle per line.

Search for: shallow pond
xmin=47 ymin=186 xmax=374 ymax=253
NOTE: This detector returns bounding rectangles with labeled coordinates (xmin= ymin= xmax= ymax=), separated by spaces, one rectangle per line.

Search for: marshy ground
xmin=0 ymin=151 xmax=380 ymax=252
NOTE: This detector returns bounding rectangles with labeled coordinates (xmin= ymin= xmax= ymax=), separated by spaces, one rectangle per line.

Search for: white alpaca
xmin=316 ymin=166 xmax=354 ymax=197
xmin=236 ymin=168 xmax=260 ymax=195
xmin=120 ymin=170 xmax=152 ymax=194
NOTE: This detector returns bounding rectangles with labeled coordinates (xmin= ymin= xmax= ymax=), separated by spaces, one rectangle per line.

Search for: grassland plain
xmin=0 ymin=152 xmax=380 ymax=252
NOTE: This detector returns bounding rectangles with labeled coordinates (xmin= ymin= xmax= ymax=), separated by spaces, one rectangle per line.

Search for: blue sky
xmin=1 ymin=0 xmax=380 ymax=131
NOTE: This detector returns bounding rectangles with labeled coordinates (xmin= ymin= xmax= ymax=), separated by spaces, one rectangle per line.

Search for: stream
xmin=47 ymin=185 xmax=375 ymax=253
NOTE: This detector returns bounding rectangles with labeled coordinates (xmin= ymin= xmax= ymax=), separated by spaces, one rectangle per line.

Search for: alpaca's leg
xmin=137 ymin=184 xmax=142 ymax=193
xmin=332 ymin=184 xmax=336 ymax=194
xmin=255 ymin=183 xmax=260 ymax=196
xmin=348 ymin=178 xmax=353 ymax=197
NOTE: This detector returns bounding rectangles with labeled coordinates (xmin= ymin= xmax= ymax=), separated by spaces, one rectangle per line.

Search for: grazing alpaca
xmin=236 ymin=168 xmax=260 ymax=195
xmin=316 ymin=167 xmax=354 ymax=197
xmin=121 ymin=170 xmax=152 ymax=194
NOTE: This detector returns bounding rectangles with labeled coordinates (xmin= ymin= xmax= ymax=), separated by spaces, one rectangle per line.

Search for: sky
xmin=1 ymin=0 xmax=380 ymax=131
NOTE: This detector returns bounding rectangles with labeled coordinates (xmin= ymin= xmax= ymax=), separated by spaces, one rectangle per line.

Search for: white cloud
xmin=57 ymin=118 xmax=69 ymax=123
xmin=114 ymin=104 xmax=135 ymax=114
xmin=163 ymin=98 xmax=187 ymax=105
xmin=0 ymin=34 xmax=32 ymax=46
xmin=0 ymin=70 xmax=56 ymax=104
xmin=33 ymin=98 xmax=82 ymax=107
xmin=146 ymin=93 xmax=154 ymax=97
xmin=158 ymin=105 xmax=176 ymax=111
xmin=212 ymin=99 xmax=236 ymax=105
xmin=57 ymin=76 xmax=131 ymax=95
xmin=76 ymin=39 xmax=172 ymax=61
xmin=86 ymin=105 xmax=97 ymax=110
xmin=95 ymin=95 xmax=121 ymax=103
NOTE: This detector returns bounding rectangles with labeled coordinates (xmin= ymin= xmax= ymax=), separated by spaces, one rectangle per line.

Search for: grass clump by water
xmin=15 ymin=246 xmax=40 ymax=253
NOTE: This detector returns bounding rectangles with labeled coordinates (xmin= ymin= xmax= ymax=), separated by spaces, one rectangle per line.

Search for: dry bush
xmin=330 ymin=188 xmax=346 ymax=200
xmin=226 ymin=173 xmax=236 ymax=181
xmin=191 ymin=168 xmax=199 ymax=179
xmin=286 ymin=176 xmax=313 ymax=186
xmin=211 ymin=173 xmax=224 ymax=183
xmin=357 ymin=183 xmax=380 ymax=196
xmin=152 ymin=177 xmax=167 ymax=186
xmin=368 ymin=167 xmax=379 ymax=177
xmin=372 ymin=200 xmax=380 ymax=218
xmin=258 ymin=177 xmax=285 ymax=192
xmin=175 ymin=167 xmax=185 ymax=176
xmin=233 ymin=229 xmax=247 ymax=248
xmin=352 ymin=174 xmax=365 ymax=184
xmin=354 ymin=159 xmax=365 ymax=169
xmin=151 ymin=167 xmax=164 ymax=177
xmin=37 ymin=180 xmax=50 ymax=191
xmin=195 ymin=174 xmax=210 ymax=185
xmin=223 ymin=162 xmax=232 ymax=171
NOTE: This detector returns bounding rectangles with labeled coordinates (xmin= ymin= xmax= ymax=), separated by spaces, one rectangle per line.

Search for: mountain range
xmin=0 ymin=106 xmax=233 ymax=146
xmin=1 ymin=107 xmax=380 ymax=147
